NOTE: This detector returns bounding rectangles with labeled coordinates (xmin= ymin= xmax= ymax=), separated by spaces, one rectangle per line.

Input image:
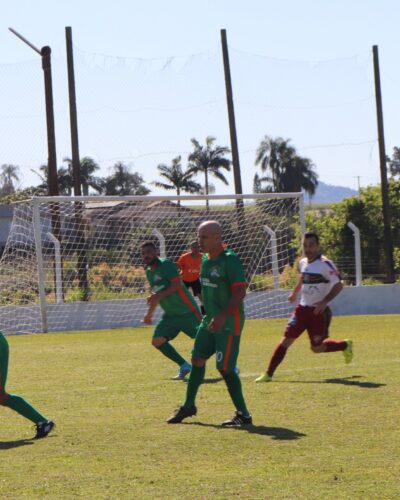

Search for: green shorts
xmin=153 ymin=312 xmax=200 ymax=341
xmin=192 ymin=325 xmax=242 ymax=372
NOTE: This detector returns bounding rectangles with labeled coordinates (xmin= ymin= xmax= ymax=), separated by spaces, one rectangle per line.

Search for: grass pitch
xmin=1 ymin=315 xmax=399 ymax=499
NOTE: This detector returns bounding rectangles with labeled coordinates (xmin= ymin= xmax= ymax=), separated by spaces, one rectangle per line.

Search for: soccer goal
xmin=0 ymin=193 xmax=305 ymax=334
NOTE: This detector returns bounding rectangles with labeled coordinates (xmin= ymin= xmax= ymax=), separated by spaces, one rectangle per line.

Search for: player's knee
xmin=191 ymin=358 xmax=206 ymax=367
xmin=152 ymin=337 xmax=167 ymax=348
xmin=0 ymin=391 xmax=9 ymax=405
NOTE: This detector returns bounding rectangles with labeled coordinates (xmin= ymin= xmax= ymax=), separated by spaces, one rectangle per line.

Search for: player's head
xmin=303 ymin=232 xmax=320 ymax=261
xmin=190 ymin=240 xmax=200 ymax=255
xmin=141 ymin=241 xmax=158 ymax=266
xmin=198 ymin=220 xmax=222 ymax=253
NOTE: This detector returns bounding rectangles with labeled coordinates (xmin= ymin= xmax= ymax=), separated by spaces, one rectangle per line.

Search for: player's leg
xmin=152 ymin=316 xmax=189 ymax=372
xmin=0 ymin=332 xmax=55 ymax=438
xmin=171 ymin=312 xmax=201 ymax=380
xmin=215 ymin=333 xmax=252 ymax=426
xmin=308 ymin=308 xmax=352 ymax=362
xmin=255 ymin=305 xmax=305 ymax=382
xmin=192 ymin=280 xmax=205 ymax=315
xmin=167 ymin=326 xmax=214 ymax=423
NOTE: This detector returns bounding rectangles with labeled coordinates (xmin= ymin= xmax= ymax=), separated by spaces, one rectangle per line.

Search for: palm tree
xmin=154 ymin=156 xmax=201 ymax=205
xmin=31 ymin=164 xmax=73 ymax=195
xmin=188 ymin=136 xmax=231 ymax=209
xmin=388 ymin=147 xmax=400 ymax=178
xmin=63 ymin=156 xmax=103 ymax=195
xmin=103 ymin=162 xmax=150 ymax=195
xmin=0 ymin=164 xmax=20 ymax=195
xmin=254 ymin=135 xmax=318 ymax=196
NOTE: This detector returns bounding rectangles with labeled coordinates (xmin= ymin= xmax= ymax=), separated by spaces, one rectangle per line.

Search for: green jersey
xmin=200 ymin=248 xmax=246 ymax=334
xmin=145 ymin=258 xmax=201 ymax=318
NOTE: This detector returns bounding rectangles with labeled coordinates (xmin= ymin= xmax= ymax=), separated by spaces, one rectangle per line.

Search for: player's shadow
xmin=0 ymin=439 xmax=35 ymax=450
xmin=284 ymin=375 xmax=385 ymax=389
xmin=184 ymin=422 xmax=306 ymax=440
xmin=323 ymin=376 xmax=385 ymax=389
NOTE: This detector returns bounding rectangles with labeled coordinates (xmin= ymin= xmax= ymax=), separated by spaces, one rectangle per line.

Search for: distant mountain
xmin=304 ymin=181 xmax=358 ymax=204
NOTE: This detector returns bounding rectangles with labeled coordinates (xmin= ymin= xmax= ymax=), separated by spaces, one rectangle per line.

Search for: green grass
xmin=1 ymin=315 xmax=399 ymax=499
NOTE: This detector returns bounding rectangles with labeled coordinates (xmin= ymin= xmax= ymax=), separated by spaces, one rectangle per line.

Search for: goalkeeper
xmin=0 ymin=331 xmax=55 ymax=438
xmin=142 ymin=241 xmax=202 ymax=380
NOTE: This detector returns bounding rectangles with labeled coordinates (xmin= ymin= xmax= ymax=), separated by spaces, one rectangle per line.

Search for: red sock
xmin=267 ymin=344 xmax=287 ymax=377
xmin=322 ymin=339 xmax=347 ymax=352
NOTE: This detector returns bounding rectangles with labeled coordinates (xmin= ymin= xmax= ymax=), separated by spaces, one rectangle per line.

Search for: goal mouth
xmin=0 ymin=193 xmax=304 ymax=334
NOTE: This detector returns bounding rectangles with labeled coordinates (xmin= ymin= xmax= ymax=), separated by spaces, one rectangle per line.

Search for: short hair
xmin=141 ymin=241 xmax=156 ymax=250
xmin=303 ymin=232 xmax=320 ymax=245
xmin=190 ymin=240 xmax=199 ymax=247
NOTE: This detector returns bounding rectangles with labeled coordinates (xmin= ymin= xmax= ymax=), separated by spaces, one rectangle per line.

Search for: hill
xmin=305 ymin=181 xmax=357 ymax=203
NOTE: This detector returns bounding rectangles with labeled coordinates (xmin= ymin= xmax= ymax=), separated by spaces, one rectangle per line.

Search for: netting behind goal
xmin=0 ymin=194 xmax=303 ymax=334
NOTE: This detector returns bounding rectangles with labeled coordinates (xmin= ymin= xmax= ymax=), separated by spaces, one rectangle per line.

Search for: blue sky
xmin=1 ymin=0 xmax=399 ymax=195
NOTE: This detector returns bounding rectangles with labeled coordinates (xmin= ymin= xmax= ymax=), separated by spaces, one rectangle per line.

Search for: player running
xmin=0 ymin=331 xmax=55 ymax=439
xmin=142 ymin=241 xmax=202 ymax=380
xmin=177 ymin=240 xmax=205 ymax=314
xmin=255 ymin=232 xmax=353 ymax=383
xmin=167 ymin=221 xmax=252 ymax=426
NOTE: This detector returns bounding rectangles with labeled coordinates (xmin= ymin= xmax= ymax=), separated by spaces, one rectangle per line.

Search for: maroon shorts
xmin=284 ymin=304 xmax=332 ymax=346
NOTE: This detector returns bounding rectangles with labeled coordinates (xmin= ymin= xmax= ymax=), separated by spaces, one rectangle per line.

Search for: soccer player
xmin=177 ymin=241 xmax=205 ymax=314
xmin=167 ymin=221 xmax=252 ymax=426
xmin=0 ymin=331 xmax=55 ymax=439
xmin=142 ymin=241 xmax=202 ymax=380
xmin=255 ymin=232 xmax=353 ymax=383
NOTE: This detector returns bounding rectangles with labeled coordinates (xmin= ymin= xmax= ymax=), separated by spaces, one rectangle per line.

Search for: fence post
xmin=33 ymin=200 xmax=48 ymax=332
xmin=347 ymin=221 xmax=362 ymax=286
xmin=47 ymin=232 xmax=63 ymax=304
xmin=152 ymin=229 xmax=166 ymax=257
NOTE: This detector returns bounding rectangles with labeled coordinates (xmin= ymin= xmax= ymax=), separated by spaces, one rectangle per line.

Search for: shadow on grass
xmin=184 ymin=422 xmax=306 ymax=440
xmin=0 ymin=439 xmax=34 ymax=450
xmin=283 ymin=375 xmax=385 ymax=389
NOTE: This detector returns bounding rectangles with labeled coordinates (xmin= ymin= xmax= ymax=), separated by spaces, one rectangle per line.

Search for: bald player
xmin=167 ymin=221 xmax=252 ymax=426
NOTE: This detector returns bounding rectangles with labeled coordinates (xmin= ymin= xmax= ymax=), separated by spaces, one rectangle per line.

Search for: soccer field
xmin=1 ymin=315 xmax=399 ymax=499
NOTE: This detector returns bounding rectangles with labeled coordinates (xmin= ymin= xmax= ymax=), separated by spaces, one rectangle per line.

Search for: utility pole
xmin=372 ymin=45 xmax=395 ymax=283
xmin=353 ymin=176 xmax=361 ymax=195
xmin=66 ymin=26 xmax=89 ymax=300
xmin=220 ymin=29 xmax=244 ymax=219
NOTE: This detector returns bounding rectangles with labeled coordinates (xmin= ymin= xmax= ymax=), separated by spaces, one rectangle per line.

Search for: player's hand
xmin=147 ymin=293 xmax=160 ymax=307
xmin=313 ymin=301 xmax=327 ymax=315
xmin=288 ymin=293 xmax=297 ymax=303
xmin=143 ymin=314 xmax=153 ymax=325
xmin=208 ymin=313 xmax=227 ymax=332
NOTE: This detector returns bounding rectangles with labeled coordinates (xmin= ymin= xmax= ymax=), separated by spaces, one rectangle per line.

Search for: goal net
xmin=0 ymin=194 xmax=304 ymax=334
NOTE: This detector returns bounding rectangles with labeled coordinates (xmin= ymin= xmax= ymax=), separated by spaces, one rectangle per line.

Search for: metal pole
xmin=264 ymin=225 xmax=279 ymax=289
xmin=220 ymin=29 xmax=244 ymax=219
xmin=47 ymin=232 xmax=63 ymax=303
xmin=33 ymin=201 xmax=48 ymax=333
xmin=372 ymin=45 xmax=395 ymax=283
xmin=152 ymin=229 xmax=166 ymax=257
xmin=347 ymin=222 xmax=362 ymax=286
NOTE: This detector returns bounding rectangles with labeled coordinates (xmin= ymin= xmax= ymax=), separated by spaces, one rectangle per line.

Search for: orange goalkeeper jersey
xmin=177 ymin=252 xmax=203 ymax=282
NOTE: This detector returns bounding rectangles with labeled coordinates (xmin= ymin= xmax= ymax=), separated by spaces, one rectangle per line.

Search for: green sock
xmin=223 ymin=371 xmax=250 ymax=416
xmin=157 ymin=342 xmax=186 ymax=367
xmin=184 ymin=365 xmax=205 ymax=408
xmin=5 ymin=394 xmax=47 ymax=424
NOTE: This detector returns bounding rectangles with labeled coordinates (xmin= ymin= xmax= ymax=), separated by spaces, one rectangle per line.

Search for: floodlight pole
xmin=8 ymin=28 xmax=59 ymax=198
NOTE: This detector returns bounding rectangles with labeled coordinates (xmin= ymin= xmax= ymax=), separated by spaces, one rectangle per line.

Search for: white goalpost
xmin=0 ymin=193 xmax=305 ymax=335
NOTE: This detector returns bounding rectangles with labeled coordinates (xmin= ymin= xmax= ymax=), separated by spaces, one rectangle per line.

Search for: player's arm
xmin=208 ymin=283 xmax=246 ymax=332
xmin=313 ymin=281 xmax=343 ymax=315
xmin=288 ymin=275 xmax=303 ymax=303
xmin=143 ymin=300 xmax=157 ymax=324
xmin=147 ymin=260 xmax=183 ymax=307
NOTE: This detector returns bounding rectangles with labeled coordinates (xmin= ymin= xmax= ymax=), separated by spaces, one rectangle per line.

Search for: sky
xmin=1 ymin=0 xmax=399 ymax=196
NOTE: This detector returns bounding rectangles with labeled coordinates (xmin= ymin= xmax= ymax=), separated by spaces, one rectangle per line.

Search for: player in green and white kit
xmin=167 ymin=221 xmax=252 ymax=426
xmin=0 ymin=331 xmax=55 ymax=438
xmin=142 ymin=241 xmax=202 ymax=380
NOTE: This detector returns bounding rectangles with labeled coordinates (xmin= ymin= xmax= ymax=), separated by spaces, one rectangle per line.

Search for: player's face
xmin=303 ymin=237 xmax=320 ymax=261
xmin=191 ymin=243 xmax=200 ymax=255
xmin=141 ymin=246 xmax=158 ymax=266
xmin=198 ymin=227 xmax=221 ymax=253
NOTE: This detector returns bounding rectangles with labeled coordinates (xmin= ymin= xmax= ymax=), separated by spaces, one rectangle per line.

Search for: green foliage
xmin=2 ymin=316 xmax=400 ymax=498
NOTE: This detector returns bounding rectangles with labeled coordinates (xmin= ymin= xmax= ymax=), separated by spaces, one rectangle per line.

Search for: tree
xmin=31 ymin=164 xmax=73 ymax=195
xmin=188 ymin=136 xmax=231 ymax=209
xmin=103 ymin=162 xmax=150 ymax=195
xmin=63 ymin=156 xmax=103 ymax=195
xmin=388 ymin=147 xmax=400 ymax=178
xmin=0 ymin=164 xmax=20 ymax=196
xmin=254 ymin=136 xmax=318 ymax=196
xmin=154 ymin=156 xmax=201 ymax=204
